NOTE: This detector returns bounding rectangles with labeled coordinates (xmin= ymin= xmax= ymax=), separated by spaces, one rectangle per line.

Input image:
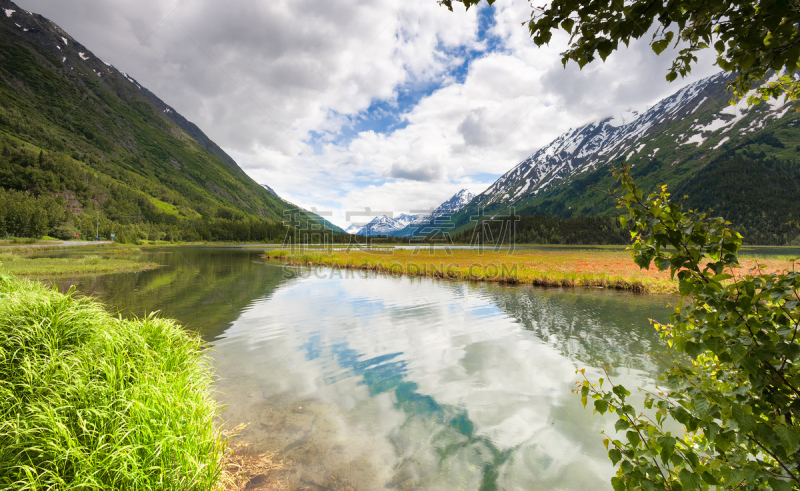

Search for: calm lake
xmin=47 ymin=246 xmax=680 ymax=490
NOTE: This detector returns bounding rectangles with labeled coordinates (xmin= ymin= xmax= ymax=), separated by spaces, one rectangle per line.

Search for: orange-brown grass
xmin=264 ymin=248 xmax=797 ymax=295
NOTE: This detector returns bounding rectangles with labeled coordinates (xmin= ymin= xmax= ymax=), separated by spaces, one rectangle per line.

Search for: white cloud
xmin=17 ymin=0 xmax=723 ymax=228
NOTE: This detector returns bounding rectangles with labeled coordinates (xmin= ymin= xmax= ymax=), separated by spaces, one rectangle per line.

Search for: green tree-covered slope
xmin=0 ymin=0 xmax=339 ymax=241
xmin=451 ymin=73 xmax=800 ymax=245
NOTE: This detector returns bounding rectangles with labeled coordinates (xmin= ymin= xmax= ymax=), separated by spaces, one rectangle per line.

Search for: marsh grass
xmin=267 ymin=248 xmax=797 ymax=294
xmin=0 ymin=252 xmax=157 ymax=275
xmin=0 ymin=275 xmax=226 ymax=490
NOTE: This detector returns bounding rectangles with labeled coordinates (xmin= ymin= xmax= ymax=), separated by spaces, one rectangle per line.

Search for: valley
xmin=1 ymin=1 xmax=799 ymax=490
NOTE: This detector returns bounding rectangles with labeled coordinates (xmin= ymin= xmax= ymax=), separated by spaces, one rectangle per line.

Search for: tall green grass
xmin=0 ymin=275 xmax=225 ymax=490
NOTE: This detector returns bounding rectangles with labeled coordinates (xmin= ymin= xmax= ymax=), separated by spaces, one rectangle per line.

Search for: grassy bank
xmin=0 ymin=274 xmax=225 ymax=490
xmin=267 ymin=248 xmax=797 ymax=294
xmin=0 ymin=252 xmax=157 ymax=276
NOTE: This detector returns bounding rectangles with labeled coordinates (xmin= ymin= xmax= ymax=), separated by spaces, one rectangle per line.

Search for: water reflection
xmin=46 ymin=247 xmax=674 ymax=490
xmin=484 ymin=286 xmax=672 ymax=373
xmin=45 ymin=247 xmax=288 ymax=339
xmin=210 ymin=266 xmax=672 ymax=490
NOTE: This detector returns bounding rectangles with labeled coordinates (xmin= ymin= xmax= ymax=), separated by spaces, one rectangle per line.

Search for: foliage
xmin=478 ymin=126 xmax=800 ymax=245
xmin=0 ymin=27 xmax=338 ymax=242
xmin=443 ymin=0 xmax=800 ymax=104
xmin=0 ymin=274 xmax=226 ymax=489
xmin=577 ymin=168 xmax=800 ymax=489
xmin=450 ymin=214 xmax=629 ymax=245
xmin=51 ymin=223 xmax=80 ymax=241
xmin=674 ymin=152 xmax=800 ymax=246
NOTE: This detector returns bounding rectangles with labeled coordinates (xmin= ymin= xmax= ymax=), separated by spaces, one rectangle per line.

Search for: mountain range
xmin=448 ymin=71 xmax=800 ymax=244
xmin=347 ymin=189 xmax=475 ymax=237
xmin=0 ymin=0 xmax=340 ymax=242
xmin=1 ymin=0 xmax=798 ymax=245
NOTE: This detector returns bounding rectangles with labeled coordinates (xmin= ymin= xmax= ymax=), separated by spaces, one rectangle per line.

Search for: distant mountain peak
xmin=432 ymin=189 xmax=475 ymax=217
xmin=260 ymin=184 xmax=278 ymax=197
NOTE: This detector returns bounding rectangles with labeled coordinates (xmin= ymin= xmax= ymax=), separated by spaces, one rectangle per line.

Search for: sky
xmin=16 ymin=0 xmax=720 ymax=228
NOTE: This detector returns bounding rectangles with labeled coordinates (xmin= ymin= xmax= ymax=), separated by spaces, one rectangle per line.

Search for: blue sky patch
xmin=305 ymin=3 xmax=505 ymax=152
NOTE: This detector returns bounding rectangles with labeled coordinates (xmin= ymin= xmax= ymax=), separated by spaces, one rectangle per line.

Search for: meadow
xmin=0 ymin=252 xmax=157 ymax=276
xmin=266 ymin=246 xmax=798 ymax=294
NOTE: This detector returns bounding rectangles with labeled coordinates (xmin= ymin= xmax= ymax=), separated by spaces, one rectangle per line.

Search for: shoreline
xmin=265 ymin=249 xmax=798 ymax=295
xmin=265 ymin=250 xmax=664 ymax=293
xmin=0 ymin=251 xmax=160 ymax=276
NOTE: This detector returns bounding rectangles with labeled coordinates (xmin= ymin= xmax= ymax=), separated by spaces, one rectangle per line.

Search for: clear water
xmin=46 ymin=246 xmax=677 ymax=490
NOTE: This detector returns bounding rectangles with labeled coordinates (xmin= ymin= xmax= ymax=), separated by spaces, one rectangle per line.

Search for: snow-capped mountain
xmin=473 ymin=73 xmax=729 ymax=209
xmin=344 ymin=190 xmax=476 ymax=236
xmin=463 ymin=71 xmax=796 ymax=218
xmin=394 ymin=213 xmax=426 ymax=228
xmin=358 ymin=215 xmax=404 ymax=236
xmin=260 ymin=184 xmax=278 ymax=197
xmin=390 ymin=189 xmax=476 ymax=237
xmin=431 ymin=189 xmax=475 ymax=217
xmin=344 ymin=223 xmax=366 ymax=235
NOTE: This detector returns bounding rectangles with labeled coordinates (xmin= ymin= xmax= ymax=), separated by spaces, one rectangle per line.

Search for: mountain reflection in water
xmin=47 ymin=247 xmax=673 ymax=490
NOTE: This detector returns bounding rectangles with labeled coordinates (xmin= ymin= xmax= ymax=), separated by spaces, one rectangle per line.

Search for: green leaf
xmin=613 ymin=385 xmax=631 ymax=400
xmin=731 ymin=405 xmax=756 ymax=432
xmin=768 ymin=477 xmax=793 ymax=491
xmin=656 ymin=257 xmax=671 ymax=271
xmin=711 ymin=273 xmax=732 ymax=282
xmin=679 ymin=469 xmax=701 ymax=489
xmin=775 ymin=425 xmax=800 ymax=454
xmin=684 ymin=341 xmax=703 ymax=358
xmin=626 ymin=430 xmax=641 ymax=448
xmin=701 ymin=471 xmax=718 ymax=485
xmin=608 ymin=448 xmax=622 ymax=465
xmin=652 ymin=39 xmax=669 ymax=55
xmin=615 ymin=419 xmax=631 ymax=432
xmin=594 ymin=399 xmax=609 ymax=414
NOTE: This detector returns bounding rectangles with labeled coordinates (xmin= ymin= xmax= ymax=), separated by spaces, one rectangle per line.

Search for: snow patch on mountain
xmin=469 ymin=71 xmax=799 ymax=211
xmin=394 ymin=213 xmax=426 ymax=228
xmin=713 ymin=136 xmax=730 ymax=149
xmin=463 ymin=69 xmax=800 ymax=220
xmin=683 ymin=134 xmax=705 ymax=146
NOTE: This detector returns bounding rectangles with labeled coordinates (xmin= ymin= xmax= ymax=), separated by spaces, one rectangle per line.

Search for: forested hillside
xmin=449 ymin=215 xmax=628 ymax=246
xmin=0 ymin=0 xmax=338 ymax=242
xmin=451 ymin=71 xmax=800 ymax=245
